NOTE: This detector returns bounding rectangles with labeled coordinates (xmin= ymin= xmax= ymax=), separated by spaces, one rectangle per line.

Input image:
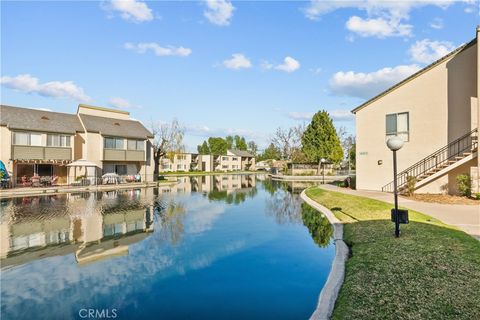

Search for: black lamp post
xmin=321 ymin=158 xmax=326 ymax=184
xmin=387 ymin=136 xmax=404 ymax=237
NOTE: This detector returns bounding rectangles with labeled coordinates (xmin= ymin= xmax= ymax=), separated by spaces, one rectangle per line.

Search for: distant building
xmin=160 ymin=149 xmax=256 ymax=173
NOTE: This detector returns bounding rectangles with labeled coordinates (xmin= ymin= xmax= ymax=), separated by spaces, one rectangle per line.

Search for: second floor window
xmin=127 ymin=139 xmax=144 ymax=151
xmin=386 ymin=112 xmax=409 ymax=142
xmin=47 ymin=134 xmax=71 ymax=147
xmin=13 ymin=132 xmax=42 ymax=146
xmin=104 ymin=137 xmax=124 ymax=149
xmin=222 ymin=156 xmax=228 ymax=161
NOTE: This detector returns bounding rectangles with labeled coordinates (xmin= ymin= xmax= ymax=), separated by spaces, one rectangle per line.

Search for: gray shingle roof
xmin=78 ymin=114 xmax=153 ymax=139
xmin=229 ymin=149 xmax=254 ymax=157
xmin=0 ymin=105 xmax=83 ymax=134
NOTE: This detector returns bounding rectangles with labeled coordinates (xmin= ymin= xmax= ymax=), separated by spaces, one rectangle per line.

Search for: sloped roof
xmin=228 ymin=149 xmax=254 ymax=157
xmin=351 ymin=38 xmax=477 ymax=114
xmin=78 ymin=113 xmax=153 ymax=139
xmin=0 ymin=105 xmax=83 ymax=134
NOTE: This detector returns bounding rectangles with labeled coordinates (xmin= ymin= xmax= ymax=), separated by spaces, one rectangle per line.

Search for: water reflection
xmin=0 ymin=189 xmax=156 ymax=268
xmin=301 ymin=203 xmax=334 ymax=248
xmin=0 ymin=174 xmax=335 ymax=320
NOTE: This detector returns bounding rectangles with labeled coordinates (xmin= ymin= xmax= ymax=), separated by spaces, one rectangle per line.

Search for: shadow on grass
xmin=333 ymin=219 xmax=480 ymax=320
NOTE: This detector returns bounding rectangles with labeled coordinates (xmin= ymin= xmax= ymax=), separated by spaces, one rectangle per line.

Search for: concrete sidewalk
xmin=320 ymin=184 xmax=480 ymax=240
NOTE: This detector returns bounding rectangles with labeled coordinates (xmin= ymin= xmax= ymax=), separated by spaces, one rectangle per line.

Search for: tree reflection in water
xmin=154 ymin=198 xmax=186 ymax=245
xmin=264 ymin=180 xmax=302 ymax=224
xmin=206 ymin=187 xmax=258 ymax=205
xmin=301 ymin=202 xmax=333 ymax=248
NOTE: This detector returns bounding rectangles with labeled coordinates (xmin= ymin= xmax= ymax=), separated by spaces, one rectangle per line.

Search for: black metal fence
xmin=1 ymin=174 xmax=157 ymax=189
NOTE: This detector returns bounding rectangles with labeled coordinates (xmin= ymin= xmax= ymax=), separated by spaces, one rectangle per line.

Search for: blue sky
xmin=1 ymin=0 xmax=478 ymax=151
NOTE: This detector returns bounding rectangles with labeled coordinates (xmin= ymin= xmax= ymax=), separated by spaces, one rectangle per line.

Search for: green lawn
xmin=305 ymin=187 xmax=480 ymax=320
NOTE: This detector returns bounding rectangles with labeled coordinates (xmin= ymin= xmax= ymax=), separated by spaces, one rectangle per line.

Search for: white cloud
xmin=304 ymin=0 xmax=469 ymax=38
xmin=107 ymin=0 xmax=153 ymax=23
xmin=204 ymin=0 xmax=235 ymax=26
xmin=346 ymin=16 xmax=412 ymax=38
xmin=108 ymin=97 xmax=141 ymax=109
xmin=287 ymin=110 xmax=353 ymax=122
xmin=330 ymin=109 xmax=355 ymax=121
xmin=275 ymin=56 xmax=300 ymax=73
xmin=222 ymin=53 xmax=252 ymax=70
xmin=408 ymin=39 xmax=455 ymax=64
xmin=263 ymin=56 xmax=301 ymax=73
xmin=429 ymin=17 xmax=444 ymax=29
xmin=124 ymin=42 xmax=192 ymax=57
xmin=1 ymin=74 xmax=91 ymax=102
xmin=287 ymin=111 xmax=314 ymax=121
xmin=329 ymin=64 xmax=421 ymax=99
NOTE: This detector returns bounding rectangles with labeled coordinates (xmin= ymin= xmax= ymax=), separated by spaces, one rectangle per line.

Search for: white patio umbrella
xmin=67 ymin=159 xmax=99 ymax=185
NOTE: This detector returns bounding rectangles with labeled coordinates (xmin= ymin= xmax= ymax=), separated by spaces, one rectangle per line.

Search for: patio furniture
xmin=41 ymin=176 xmax=51 ymax=187
xmin=31 ymin=176 xmax=41 ymax=187
xmin=51 ymin=175 xmax=59 ymax=186
xmin=21 ymin=175 xmax=32 ymax=187
xmin=102 ymin=173 xmax=120 ymax=184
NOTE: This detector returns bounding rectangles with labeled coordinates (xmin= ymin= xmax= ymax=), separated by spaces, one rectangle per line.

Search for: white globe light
xmin=386 ymin=136 xmax=404 ymax=151
xmin=321 ymin=158 xmax=326 ymax=163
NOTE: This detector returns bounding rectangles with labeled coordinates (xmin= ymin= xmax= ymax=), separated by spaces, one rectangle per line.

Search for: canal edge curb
xmin=300 ymin=190 xmax=348 ymax=320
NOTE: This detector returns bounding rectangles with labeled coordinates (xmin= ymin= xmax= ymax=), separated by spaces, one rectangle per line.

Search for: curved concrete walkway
xmin=320 ymin=184 xmax=480 ymax=240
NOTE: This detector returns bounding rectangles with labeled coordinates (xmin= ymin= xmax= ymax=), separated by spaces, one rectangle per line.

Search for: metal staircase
xmin=382 ymin=128 xmax=478 ymax=193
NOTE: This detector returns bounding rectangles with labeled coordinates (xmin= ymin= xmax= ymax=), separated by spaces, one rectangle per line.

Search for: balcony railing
xmin=12 ymin=146 xmax=72 ymax=160
xmin=103 ymin=149 xmax=145 ymax=161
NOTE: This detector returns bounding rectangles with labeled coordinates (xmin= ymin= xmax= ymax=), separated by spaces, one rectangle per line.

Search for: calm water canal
xmin=0 ymin=175 xmax=334 ymax=320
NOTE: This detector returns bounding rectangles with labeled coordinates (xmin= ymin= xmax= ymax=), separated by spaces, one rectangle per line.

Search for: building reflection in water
xmin=0 ymin=174 xmax=258 ymax=269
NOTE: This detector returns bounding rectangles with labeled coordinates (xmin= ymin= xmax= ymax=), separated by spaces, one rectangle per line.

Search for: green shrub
xmin=456 ymin=174 xmax=471 ymax=197
xmin=474 ymin=193 xmax=480 ymax=200
xmin=405 ymin=175 xmax=417 ymax=196
xmin=346 ymin=176 xmax=356 ymax=189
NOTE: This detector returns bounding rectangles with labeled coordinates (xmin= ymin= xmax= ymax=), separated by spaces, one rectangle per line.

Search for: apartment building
xmin=353 ymin=28 xmax=479 ymax=195
xmin=160 ymin=150 xmax=256 ymax=173
xmin=0 ymin=104 xmax=155 ymax=186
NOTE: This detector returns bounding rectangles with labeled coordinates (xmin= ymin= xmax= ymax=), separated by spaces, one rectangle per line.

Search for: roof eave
xmin=351 ymin=38 xmax=476 ymax=114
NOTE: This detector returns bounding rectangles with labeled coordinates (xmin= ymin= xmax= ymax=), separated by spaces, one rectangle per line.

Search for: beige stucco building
xmin=354 ymin=28 xmax=479 ymax=195
xmin=0 ymin=104 xmax=155 ymax=186
xmin=160 ymin=149 xmax=256 ymax=173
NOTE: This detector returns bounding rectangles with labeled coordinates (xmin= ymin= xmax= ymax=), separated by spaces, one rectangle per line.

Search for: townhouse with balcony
xmin=0 ymin=104 xmax=155 ymax=186
xmin=353 ymin=28 xmax=479 ymax=195
xmin=76 ymin=104 xmax=155 ymax=181
xmin=0 ymin=105 xmax=84 ymax=186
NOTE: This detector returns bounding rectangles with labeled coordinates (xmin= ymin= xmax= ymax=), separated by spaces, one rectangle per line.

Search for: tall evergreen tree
xmin=225 ymin=135 xmax=234 ymax=149
xmin=197 ymin=141 xmax=210 ymax=154
xmin=235 ymin=136 xmax=248 ymax=150
xmin=208 ymin=137 xmax=229 ymax=155
xmin=301 ymin=110 xmax=343 ymax=174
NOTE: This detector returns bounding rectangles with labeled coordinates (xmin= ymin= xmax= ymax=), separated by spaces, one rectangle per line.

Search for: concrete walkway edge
xmin=300 ymin=189 xmax=349 ymax=320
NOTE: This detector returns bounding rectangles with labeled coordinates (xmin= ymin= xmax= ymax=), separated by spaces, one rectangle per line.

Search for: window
xmin=30 ymin=133 xmax=42 ymax=146
xmin=232 ymin=157 xmax=238 ymax=161
xmin=104 ymin=137 xmax=125 ymax=149
xmin=222 ymin=165 xmax=228 ymax=169
xmin=13 ymin=132 xmax=47 ymax=146
xmin=222 ymin=156 xmax=228 ymax=161
xmin=386 ymin=112 xmax=409 ymax=141
xmin=127 ymin=139 xmax=144 ymax=150
xmin=13 ymin=132 xmax=29 ymax=145
xmin=47 ymin=134 xmax=71 ymax=147
xmin=177 ymin=164 xmax=182 ymax=169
